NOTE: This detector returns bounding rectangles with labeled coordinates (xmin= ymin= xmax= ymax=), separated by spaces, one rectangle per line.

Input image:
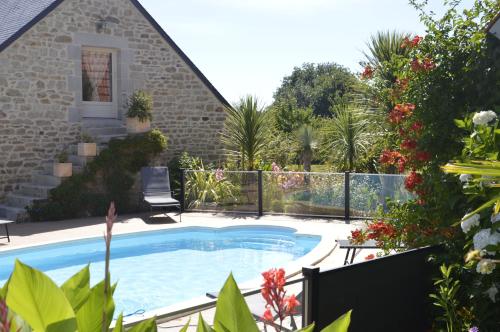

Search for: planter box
xmin=77 ymin=143 xmax=97 ymax=157
xmin=126 ymin=117 xmax=151 ymax=134
xmin=53 ymin=163 xmax=72 ymax=177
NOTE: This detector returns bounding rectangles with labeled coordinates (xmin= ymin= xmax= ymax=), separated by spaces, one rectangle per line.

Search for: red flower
xmin=365 ymin=254 xmax=375 ymax=260
xmin=395 ymin=78 xmax=409 ymax=91
xmin=422 ymin=57 xmax=435 ymax=70
xmin=397 ymin=156 xmax=407 ymax=173
xmin=389 ymin=103 xmax=415 ymax=124
xmin=410 ymin=121 xmax=424 ymax=133
xmin=404 ymin=171 xmax=423 ymax=191
xmin=411 ymin=57 xmax=435 ymax=72
xmin=263 ymin=306 xmax=273 ymax=321
xmin=284 ymin=294 xmax=300 ymax=314
xmin=401 ymin=35 xmax=423 ymax=48
xmin=411 ymin=35 xmax=423 ymax=47
xmin=350 ymin=229 xmax=366 ymax=244
xmin=366 ymin=220 xmax=397 ymax=241
xmin=361 ymin=65 xmax=374 ymax=79
xmin=415 ymin=151 xmax=431 ymax=162
xmin=401 ymin=139 xmax=417 ymax=150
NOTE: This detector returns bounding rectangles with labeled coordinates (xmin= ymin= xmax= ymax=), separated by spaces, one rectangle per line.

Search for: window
xmin=82 ymin=49 xmax=113 ymax=102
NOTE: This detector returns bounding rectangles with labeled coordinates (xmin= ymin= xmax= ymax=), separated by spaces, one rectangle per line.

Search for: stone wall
xmin=0 ymin=0 xmax=227 ymax=199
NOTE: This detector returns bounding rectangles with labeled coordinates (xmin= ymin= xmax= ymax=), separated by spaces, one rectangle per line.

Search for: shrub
xmin=126 ymin=90 xmax=153 ymax=122
xmin=28 ymin=130 xmax=168 ymax=221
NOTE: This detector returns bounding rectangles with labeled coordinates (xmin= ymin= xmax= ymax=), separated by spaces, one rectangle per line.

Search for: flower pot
xmin=53 ymin=163 xmax=72 ymax=177
xmin=77 ymin=143 xmax=97 ymax=157
xmin=126 ymin=117 xmax=151 ymax=134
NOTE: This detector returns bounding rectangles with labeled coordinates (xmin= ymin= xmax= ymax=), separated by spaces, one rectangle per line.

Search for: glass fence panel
xmin=184 ymin=170 xmax=259 ymax=213
xmin=349 ymin=173 xmax=414 ymax=217
xmin=262 ymin=171 xmax=345 ymax=217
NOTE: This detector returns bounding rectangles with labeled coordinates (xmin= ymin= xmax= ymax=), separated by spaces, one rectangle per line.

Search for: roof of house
xmin=0 ymin=0 xmax=230 ymax=107
xmin=486 ymin=11 xmax=500 ymax=37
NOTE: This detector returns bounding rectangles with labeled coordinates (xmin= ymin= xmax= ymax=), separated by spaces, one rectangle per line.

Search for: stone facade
xmin=0 ymin=0 xmax=227 ymax=199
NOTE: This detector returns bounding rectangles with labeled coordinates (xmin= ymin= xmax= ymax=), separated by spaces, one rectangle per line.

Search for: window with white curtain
xmin=81 ymin=49 xmax=113 ymax=102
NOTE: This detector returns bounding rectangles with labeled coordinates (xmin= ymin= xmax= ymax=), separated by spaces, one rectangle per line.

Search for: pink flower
xmin=215 ymin=168 xmax=224 ymax=182
xmin=271 ymin=162 xmax=281 ymax=173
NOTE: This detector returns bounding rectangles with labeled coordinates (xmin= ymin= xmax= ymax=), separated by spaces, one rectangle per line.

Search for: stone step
xmin=5 ymin=193 xmax=39 ymax=209
xmin=0 ymin=204 xmax=25 ymax=221
xmin=18 ymin=183 xmax=54 ymax=198
xmin=96 ymin=134 xmax=128 ymax=144
xmin=85 ymin=126 xmax=127 ymax=137
xmin=32 ymin=174 xmax=63 ymax=187
xmin=68 ymin=155 xmax=94 ymax=167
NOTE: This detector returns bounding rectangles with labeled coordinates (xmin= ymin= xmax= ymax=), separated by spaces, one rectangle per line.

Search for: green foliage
xmin=182 ymin=273 xmax=352 ymax=332
xmin=362 ymin=30 xmax=411 ymax=83
xmin=221 ymin=95 xmax=269 ymax=170
xmin=270 ymin=98 xmax=314 ymax=133
xmin=28 ymin=130 xmax=168 ymax=221
xmin=0 ymin=262 xmax=156 ymax=332
xmin=273 ymin=62 xmax=362 ymax=117
xmin=429 ymin=264 xmax=463 ymax=332
xmin=126 ymin=90 xmax=153 ymax=122
xmin=185 ymin=170 xmax=237 ymax=209
xmin=79 ymin=134 xmax=95 ymax=143
xmin=56 ymin=150 xmax=69 ymax=163
xmin=322 ymin=103 xmax=377 ymax=171
xmin=296 ymin=125 xmax=317 ymax=172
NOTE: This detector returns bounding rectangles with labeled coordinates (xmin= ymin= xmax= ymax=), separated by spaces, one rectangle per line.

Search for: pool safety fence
xmin=179 ymin=170 xmax=413 ymax=221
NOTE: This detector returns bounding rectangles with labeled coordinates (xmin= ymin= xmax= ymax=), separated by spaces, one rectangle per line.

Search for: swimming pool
xmin=0 ymin=225 xmax=320 ymax=316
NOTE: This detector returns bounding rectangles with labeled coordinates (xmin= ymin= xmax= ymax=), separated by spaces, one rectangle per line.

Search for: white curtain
xmin=82 ymin=50 xmax=112 ymax=102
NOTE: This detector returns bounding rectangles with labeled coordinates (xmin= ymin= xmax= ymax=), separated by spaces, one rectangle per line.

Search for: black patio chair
xmin=141 ymin=167 xmax=181 ymax=222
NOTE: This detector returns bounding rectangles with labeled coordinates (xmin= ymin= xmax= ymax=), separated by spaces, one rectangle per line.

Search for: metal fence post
xmin=257 ymin=170 xmax=263 ymax=217
xmin=180 ymin=169 xmax=185 ymax=212
xmin=344 ymin=171 xmax=350 ymax=223
xmin=302 ymin=266 xmax=320 ymax=330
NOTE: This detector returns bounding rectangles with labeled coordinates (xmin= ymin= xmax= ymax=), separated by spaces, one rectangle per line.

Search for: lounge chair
xmin=140 ymin=167 xmax=181 ymax=222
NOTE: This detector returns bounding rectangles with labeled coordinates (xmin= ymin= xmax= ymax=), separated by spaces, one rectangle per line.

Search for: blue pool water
xmin=0 ymin=226 xmax=320 ymax=316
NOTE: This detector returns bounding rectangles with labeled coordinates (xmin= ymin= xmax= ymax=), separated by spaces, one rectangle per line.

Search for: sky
xmin=140 ymin=0 xmax=475 ymax=106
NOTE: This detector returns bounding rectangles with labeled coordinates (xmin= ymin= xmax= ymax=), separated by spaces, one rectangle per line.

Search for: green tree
xmin=323 ymin=104 xmax=374 ymax=171
xmin=363 ymin=30 xmax=411 ymax=83
xmin=221 ymin=96 xmax=268 ymax=170
xmin=296 ymin=125 xmax=317 ymax=172
xmin=273 ymin=63 xmax=360 ymax=117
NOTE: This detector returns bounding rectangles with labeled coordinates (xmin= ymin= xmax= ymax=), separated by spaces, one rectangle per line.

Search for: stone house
xmin=0 ymin=0 xmax=229 ymax=220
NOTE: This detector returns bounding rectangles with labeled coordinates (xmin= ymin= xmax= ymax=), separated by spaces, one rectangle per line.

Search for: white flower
xmin=476 ymin=259 xmax=496 ymax=274
xmin=473 ymin=228 xmax=492 ymax=250
xmin=472 ymin=110 xmax=497 ymax=125
xmin=473 ymin=228 xmax=500 ymax=254
xmin=485 ymin=284 xmax=498 ymax=302
xmin=459 ymin=174 xmax=473 ymax=183
xmin=461 ymin=214 xmax=480 ymax=233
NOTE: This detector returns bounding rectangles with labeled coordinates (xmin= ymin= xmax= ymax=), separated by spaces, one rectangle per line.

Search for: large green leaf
xmin=196 ymin=313 xmax=215 ymax=332
xmin=6 ymin=260 xmax=77 ymax=332
xmin=128 ymin=317 xmax=157 ymax=332
xmin=112 ymin=314 xmax=124 ymax=332
xmin=213 ymin=274 xmax=259 ymax=332
xmin=61 ymin=265 xmax=90 ymax=312
xmin=321 ymin=310 xmax=352 ymax=332
xmin=297 ymin=324 xmax=316 ymax=332
xmin=75 ymin=280 xmax=115 ymax=332
xmin=179 ymin=318 xmax=191 ymax=332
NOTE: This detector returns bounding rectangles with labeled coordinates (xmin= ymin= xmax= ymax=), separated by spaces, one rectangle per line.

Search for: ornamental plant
xmin=127 ymin=90 xmax=153 ymax=122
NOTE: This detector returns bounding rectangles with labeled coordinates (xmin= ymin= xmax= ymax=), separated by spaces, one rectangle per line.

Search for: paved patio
xmin=0 ymin=212 xmax=379 ymax=331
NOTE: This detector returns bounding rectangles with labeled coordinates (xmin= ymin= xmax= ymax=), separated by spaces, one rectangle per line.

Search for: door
xmin=81 ymin=47 xmax=118 ymax=118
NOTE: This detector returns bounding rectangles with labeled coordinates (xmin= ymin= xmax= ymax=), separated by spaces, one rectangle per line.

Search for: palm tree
xmin=221 ymin=95 xmax=268 ymax=170
xmin=363 ymin=30 xmax=411 ymax=83
xmin=296 ymin=125 xmax=316 ymax=172
xmin=324 ymin=104 xmax=374 ymax=171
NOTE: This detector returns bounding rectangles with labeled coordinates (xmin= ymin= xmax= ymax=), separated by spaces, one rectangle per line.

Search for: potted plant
xmin=77 ymin=133 xmax=97 ymax=157
xmin=53 ymin=151 xmax=72 ymax=177
xmin=126 ymin=90 xmax=153 ymax=134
